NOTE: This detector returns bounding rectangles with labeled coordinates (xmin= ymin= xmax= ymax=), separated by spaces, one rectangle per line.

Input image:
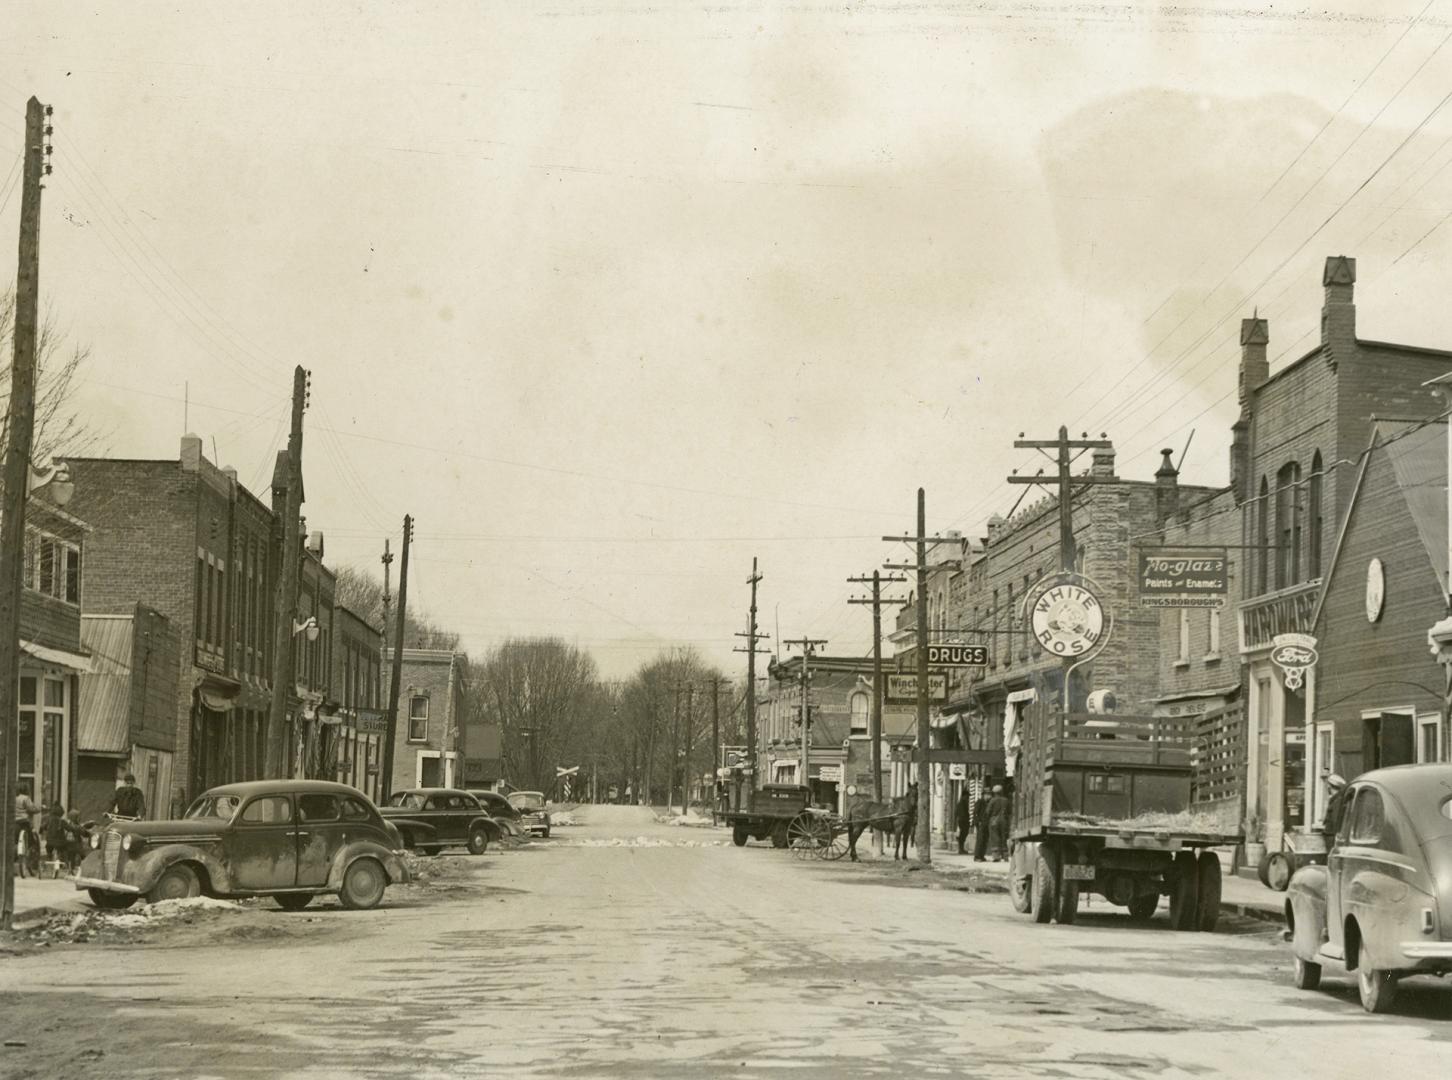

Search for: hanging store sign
xmin=1030 ymin=577 xmax=1107 ymax=658
xmin=1270 ymin=633 xmax=1319 ymax=692
xmin=352 ymin=709 xmax=388 ymax=735
xmin=884 ymin=672 xmax=949 ymax=704
xmin=925 ymin=644 xmax=988 ymax=668
xmin=1138 ymin=549 xmax=1228 ymax=608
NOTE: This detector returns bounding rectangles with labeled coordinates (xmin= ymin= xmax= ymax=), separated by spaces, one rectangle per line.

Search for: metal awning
xmin=19 ymin=639 xmax=92 ymax=673
xmin=1153 ymin=683 xmax=1241 ymax=705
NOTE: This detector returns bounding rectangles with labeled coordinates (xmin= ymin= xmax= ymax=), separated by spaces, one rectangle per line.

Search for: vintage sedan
xmin=379 ymin=788 xmax=503 ymax=854
xmin=1284 ymin=763 xmax=1452 ymax=1012
xmin=468 ymin=789 xmax=525 ymax=837
xmin=74 ymin=780 xmax=410 ymax=912
xmin=509 ymin=790 xmax=552 ymax=838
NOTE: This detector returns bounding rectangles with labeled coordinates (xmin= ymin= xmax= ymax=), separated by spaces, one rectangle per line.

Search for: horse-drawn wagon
xmin=721 ymin=781 xmax=917 ymax=861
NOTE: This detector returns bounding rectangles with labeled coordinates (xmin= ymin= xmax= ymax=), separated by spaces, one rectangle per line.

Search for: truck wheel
xmin=1168 ymin=852 xmax=1199 ymax=931
xmin=1055 ymin=878 xmax=1079 ymax=925
xmin=732 ymin=824 xmax=748 ymax=847
xmin=1196 ymin=851 xmax=1222 ymax=932
xmin=770 ymin=823 xmax=789 ymax=849
xmin=1030 ymin=849 xmax=1058 ymax=924
xmin=1009 ymin=867 xmax=1032 ymax=914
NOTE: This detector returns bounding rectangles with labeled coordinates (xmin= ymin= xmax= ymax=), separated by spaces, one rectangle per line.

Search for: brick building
xmin=384 ymin=649 xmax=468 ymax=793
xmin=65 ymin=435 xmax=279 ymax=814
xmin=328 ymin=603 xmax=385 ymax=802
xmin=12 ymin=482 xmax=92 ymax=814
xmin=758 ymin=653 xmax=916 ymax=812
xmin=75 ymin=606 xmax=180 ymax=821
xmin=1231 ymin=257 xmax=1452 ymax=850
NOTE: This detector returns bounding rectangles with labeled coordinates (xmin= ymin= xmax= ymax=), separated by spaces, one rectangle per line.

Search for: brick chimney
xmin=1231 ymin=315 xmax=1268 ymax=504
xmin=1091 ymin=445 xmax=1116 ymax=478
xmin=1155 ymin=448 xmax=1180 ymax=524
xmin=180 ymin=433 xmax=204 ymax=472
xmin=1320 ymin=255 xmax=1356 ymax=354
xmin=985 ymin=513 xmax=1006 ymax=547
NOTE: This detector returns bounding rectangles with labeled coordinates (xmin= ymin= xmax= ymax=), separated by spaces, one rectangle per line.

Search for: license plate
xmin=1063 ymin=864 xmax=1096 ymax=881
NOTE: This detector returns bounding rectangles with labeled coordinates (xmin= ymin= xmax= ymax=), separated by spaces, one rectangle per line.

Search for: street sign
xmin=818 ymin=765 xmax=843 ymax=782
xmin=1139 ymin=549 xmax=1227 ymax=608
xmin=924 ymin=644 xmax=987 ymax=668
xmin=884 ymin=672 xmax=948 ymax=704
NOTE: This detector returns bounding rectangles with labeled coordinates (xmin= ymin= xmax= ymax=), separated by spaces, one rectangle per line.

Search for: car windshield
xmin=510 ymin=793 xmax=544 ymax=811
xmin=185 ymin=794 xmax=242 ymax=821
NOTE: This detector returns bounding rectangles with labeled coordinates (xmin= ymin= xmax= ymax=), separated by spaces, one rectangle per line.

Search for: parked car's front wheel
xmin=1293 ymin=955 xmax=1321 ymax=991
xmin=273 ymin=893 xmax=314 ymax=912
xmin=1357 ymin=939 xmax=1399 ymax=1013
xmin=339 ymin=858 xmax=387 ymax=911
xmin=88 ymin=888 xmax=137 ymax=911
xmin=467 ymin=825 xmax=491 ymax=855
xmin=148 ymin=863 xmax=201 ymax=903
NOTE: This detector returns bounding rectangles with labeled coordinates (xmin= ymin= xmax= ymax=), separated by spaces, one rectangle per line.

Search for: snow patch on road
xmin=560 ymin=836 xmax=726 ymax=848
xmin=657 ymin=811 xmax=714 ymax=828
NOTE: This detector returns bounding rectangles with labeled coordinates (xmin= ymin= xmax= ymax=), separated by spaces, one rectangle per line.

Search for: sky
xmin=7 ymin=1 xmax=1452 ymax=678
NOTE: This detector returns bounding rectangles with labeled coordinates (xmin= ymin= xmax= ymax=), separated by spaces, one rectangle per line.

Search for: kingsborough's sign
xmin=1139 ymin=549 xmax=1228 ymax=608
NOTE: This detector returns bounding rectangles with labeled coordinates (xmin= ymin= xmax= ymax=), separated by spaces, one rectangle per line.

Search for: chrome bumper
xmin=74 ymin=875 xmax=140 ymax=894
xmin=1401 ymin=940 xmax=1452 ymax=959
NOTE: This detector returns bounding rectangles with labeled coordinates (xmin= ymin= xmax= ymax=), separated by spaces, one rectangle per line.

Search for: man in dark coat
xmin=110 ymin=773 xmax=146 ymax=819
xmin=972 ymin=789 xmax=991 ymax=861
xmin=986 ymin=784 xmax=1011 ymax=861
xmin=954 ymin=787 xmax=974 ymax=854
xmin=1321 ymin=773 xmax=1350 ymax=847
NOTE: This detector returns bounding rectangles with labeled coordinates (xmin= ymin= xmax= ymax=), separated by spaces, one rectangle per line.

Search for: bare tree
xmin=475 ymin=638 xmax=601 ymax=792
xmin=333 ymin=562 xmax=461 ymax=650
xmin=0 ymin=289 xmax=105 ymax=461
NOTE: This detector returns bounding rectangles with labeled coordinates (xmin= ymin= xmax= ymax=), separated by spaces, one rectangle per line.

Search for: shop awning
xmin=19 ymin=639 xmax=92 ymax=673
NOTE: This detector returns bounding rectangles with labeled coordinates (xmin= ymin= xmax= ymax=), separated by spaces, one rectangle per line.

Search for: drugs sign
xmin=925 ymin=644 xmax=988 ymax=667
xmin=1139 ymin=549 xmax=1228 ymax=608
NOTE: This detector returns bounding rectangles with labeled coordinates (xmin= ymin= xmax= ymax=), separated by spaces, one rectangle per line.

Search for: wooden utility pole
xmin=680 ymin=683 xmax=695 ymax=815
xmin=849 ymin=571 xmax=907 ymax=804
xmin=709 ymin=676 xmax=720 ymax=824
xmin=1009 ymin=427 xmax=1116 ymax=707
xmin=380 ymin=537 xmax=393 ymax=651
xmin=783 ymin=638 xmax=827 ymax=792
xmin=380 ymin=515 xmax=413 ymax=801
xmin=264 ymin=366 xmax=310 ymax=778
xmin=0 ymin=97 xmax=50 ymax=930
xmin=883 ymin=489 xmax=963 ymax=864
xmin=732 ymin=558 xmax=769 ymax=812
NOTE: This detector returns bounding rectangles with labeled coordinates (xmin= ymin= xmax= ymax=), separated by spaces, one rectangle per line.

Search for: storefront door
xmin=17 ymin=672 xmax=70 ymax=809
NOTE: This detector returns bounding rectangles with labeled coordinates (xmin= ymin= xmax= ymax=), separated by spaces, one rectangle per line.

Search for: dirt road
xmin=0 ymin=804 xmax=1447 ymax=1078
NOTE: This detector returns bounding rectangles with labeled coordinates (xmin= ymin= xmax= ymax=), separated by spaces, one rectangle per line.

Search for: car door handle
xmin=287 ymin=830 xmax=309 ymax=839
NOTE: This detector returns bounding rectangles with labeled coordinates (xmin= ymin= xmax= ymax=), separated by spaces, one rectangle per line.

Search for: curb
xmin=1222 ymin=900 xmax=1285 ymax=926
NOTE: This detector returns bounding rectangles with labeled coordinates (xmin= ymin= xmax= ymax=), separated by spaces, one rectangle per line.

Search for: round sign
xmin=846 ymin=785 xmax=857 ymax=796
xmin=1030 ymin=580 xmax=1106 ymax=657
xmin=1366 ymin=558 xmax=1385 ymax=623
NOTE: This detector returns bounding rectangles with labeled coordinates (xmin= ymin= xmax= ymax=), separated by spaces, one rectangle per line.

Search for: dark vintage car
xmin=1285 ymin=763 xmax=1452 ymax=1012
xmin=509 ymin=790 xmax=551 ymax=838
xmin=379 ymin=788 xmax=503 ymax=854
xmin=74 ymin=780 xmax=410 ymax=912
xmin=468 ymin=789 xmax=524 ymax=836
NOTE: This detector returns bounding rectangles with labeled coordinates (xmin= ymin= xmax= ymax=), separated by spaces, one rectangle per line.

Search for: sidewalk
xmin=923 ymin=845 xmax=1286 ymax=924
xmin=11 ymin=875 xmax=90 ymax=927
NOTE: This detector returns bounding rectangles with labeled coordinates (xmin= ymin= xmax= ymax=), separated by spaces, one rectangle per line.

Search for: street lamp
xmin=26 ymin=461 xmax=73 ymax=507
xmin=292 ymin=616 xmax=320 ymax=642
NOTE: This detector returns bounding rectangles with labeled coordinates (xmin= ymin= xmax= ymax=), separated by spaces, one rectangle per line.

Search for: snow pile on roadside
xmin=655 ymin=811 xmax=713 ymax=828
xmin=145 ymin=896 xmax=244 ymax=919
xmin=562 ymin=836 xmax=726 ymax=848
xmin=14 ymin=896 xmax=244 ymax=946
xmin=550 ymin=811 xmax=578 ymax=827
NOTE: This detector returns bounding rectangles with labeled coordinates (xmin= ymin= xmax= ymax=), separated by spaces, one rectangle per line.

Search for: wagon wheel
xmin=788 ymin=814 xmax=828 ymax=858
xmin=821 ymin=821 xmax=850 ymax=861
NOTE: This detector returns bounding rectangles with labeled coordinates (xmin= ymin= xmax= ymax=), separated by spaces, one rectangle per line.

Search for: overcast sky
xmin=7 ymin=1 xmax=1452 ymax=678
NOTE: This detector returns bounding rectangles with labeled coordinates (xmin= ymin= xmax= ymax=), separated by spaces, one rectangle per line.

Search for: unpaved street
xmin=1 ymin=804 xmax=1448 ymax=1079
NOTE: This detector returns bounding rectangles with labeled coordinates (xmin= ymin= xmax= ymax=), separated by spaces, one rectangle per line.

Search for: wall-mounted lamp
xmin=292 ymin=616 xmax=321 ymax=643
xmin=27 ymin=461 xmax=74 ymax=508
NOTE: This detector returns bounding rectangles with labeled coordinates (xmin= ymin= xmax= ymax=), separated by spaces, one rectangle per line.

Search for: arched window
xmin=1276 ymin=462 xmax=1302 ymax=588
xmin=850 ymin=692 xmax=869 ymax=737
xmin=1257 ymin=477 xmax=1270 ymax=593
xmin=1308 ymin=451 xmax=1324 ymax=579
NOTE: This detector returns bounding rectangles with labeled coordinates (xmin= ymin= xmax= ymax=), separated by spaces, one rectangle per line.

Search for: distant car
xmin=509 ymin=791 xmax=551 ymax=838
xmin=379 ymin=788 xmax=503 ymax=855
xmin=467 ymin=790 xmax=524 ymax=836
xmin=74 ymin=780 xmax=409 ymax=912
xmin=1284 ymin=763 xmax=1452 ymax=1012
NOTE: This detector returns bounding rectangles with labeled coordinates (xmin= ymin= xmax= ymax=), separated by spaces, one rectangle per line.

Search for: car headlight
xmin=121 ymin=833 xmax=138 ymax=852
xmin=89 ymin=833 xmax=100 ymax=850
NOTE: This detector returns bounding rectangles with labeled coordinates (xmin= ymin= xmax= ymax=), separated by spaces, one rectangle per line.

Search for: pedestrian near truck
xmin=954 ymin=786 xmax=973 ymax=855
xmin=972 ymin=790 xmax=991 ymax=862
xmin=985 ymin=784 xmax=1010 ymax=861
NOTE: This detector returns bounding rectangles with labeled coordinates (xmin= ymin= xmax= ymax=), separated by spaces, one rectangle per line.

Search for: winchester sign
xmin=1139 ymin=548 xmax=1228 ymax=608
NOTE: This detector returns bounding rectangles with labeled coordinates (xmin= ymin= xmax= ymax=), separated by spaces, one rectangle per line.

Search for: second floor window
xmin=1178 ymin=608 xmax=1190 ymax=663
xmin=850 ymin=692 xmax=869 ymax=737
xmin=1276 ymin=461 xmax=1302 ymax=589
xmin=25 ymin=529 xmax=80 ymax=605
xmin=408 ymin=695 xmax=429 ymax=741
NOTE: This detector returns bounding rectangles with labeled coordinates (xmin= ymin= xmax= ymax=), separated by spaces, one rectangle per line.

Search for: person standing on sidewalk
xmin=954 ymin=786 xmax=973 ymax=854
xmin=972 ymin=788 xmax=991 ymax=862
xmin=14 ymin=784 xmax=44 ymax=877
xmin=109 ymin=773 xmax=145 ymax=820
xmin=985 ymin=785 xmax=1010 ymax=861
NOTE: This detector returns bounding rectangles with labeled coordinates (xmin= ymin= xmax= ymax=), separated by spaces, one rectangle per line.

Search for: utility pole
xmin=709 ymin=676 xmax=721 ymax=824
xmin=380 ymin=537 xmax=393 ymax=652
xmin=732 ymin=558 xmax=769 ymax=812
xmin=848 ymin=571 xmax=907 ymax=805
xmin=265 ymin=365 xmax=310 ymax=778
xmin=1009 ymin=426 xmax=1115 ymax=708
xmin=380 ymin=515 xmax=413 ymax=801
xmin=783 ymin=638 xmax=828 ymax=794
xmin=883 ymin=489 xmax=963 ymax=864
xmin=0 ymin=97 xmax=51 ymax=930
xmin=680 ymin=683 xmax=695 ymax=815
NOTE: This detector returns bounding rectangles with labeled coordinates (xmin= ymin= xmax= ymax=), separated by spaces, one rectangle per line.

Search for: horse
xmin=844 ymin=783 xmax=918 ymax=862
